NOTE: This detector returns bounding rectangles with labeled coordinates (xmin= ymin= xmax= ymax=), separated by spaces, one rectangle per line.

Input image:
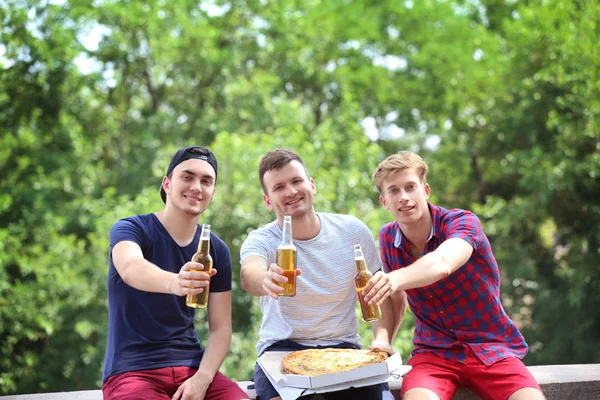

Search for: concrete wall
xmin=1 ymin=364 xmax=599 ymax=400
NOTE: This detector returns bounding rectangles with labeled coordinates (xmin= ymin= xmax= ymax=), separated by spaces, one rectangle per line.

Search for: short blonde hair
xmin=372 ymin=151 xmax=428 ymax=193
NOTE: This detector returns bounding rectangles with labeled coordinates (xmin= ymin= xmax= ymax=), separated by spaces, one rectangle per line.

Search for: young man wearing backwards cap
xmin=102 ymin=146 xmax=248 ymax=400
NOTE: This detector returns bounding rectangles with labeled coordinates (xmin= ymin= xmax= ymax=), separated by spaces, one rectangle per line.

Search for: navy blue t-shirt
xmin=102 ymin=213 xmax=232 ymax=383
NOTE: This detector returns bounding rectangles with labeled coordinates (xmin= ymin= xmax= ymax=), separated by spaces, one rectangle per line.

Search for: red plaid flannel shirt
xmin=379 ymin=203 xmax=528 ymax=365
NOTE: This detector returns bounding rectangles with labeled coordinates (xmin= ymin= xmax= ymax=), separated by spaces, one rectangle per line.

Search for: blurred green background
xmin=1 ymin=0 xmax=599 ymax=394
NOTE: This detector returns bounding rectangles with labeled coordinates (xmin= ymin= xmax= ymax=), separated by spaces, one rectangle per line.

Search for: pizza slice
xmin=281 ymin=348 xmax=389 ymax=376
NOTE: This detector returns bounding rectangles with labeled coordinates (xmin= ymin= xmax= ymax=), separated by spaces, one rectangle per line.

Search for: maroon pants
xmin=102 ymin=366 xmax=248 ymax=400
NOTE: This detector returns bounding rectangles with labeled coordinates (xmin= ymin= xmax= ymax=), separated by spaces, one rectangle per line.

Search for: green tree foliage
xmin=1 ymin=0 xmax=598 ymax=394
xmin=492 ymin=0 xmax=600 ymax=364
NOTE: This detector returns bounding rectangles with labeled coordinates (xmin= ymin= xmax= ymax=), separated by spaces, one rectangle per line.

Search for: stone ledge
xmin=1 ymin=364 xmax=598 ymax=400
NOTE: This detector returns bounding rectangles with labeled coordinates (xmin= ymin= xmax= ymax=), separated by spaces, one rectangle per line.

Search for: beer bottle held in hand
xmin=276 ymin=215 xmax=297 ymax=296
xmin=354 ymin=244 xmax=382 ymax=322
xmin=186 ymin=224 xmax=213 ymax=308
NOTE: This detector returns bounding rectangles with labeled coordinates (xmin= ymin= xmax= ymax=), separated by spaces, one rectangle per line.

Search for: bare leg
xmin=402 ymin=388 xmax=441 ymax=400
xmin=508 ymin=387 xmax=546 ymax=400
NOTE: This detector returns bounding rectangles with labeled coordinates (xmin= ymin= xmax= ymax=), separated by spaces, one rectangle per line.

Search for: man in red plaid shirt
xmin=364 ymin=151 xmax=545 ymax=400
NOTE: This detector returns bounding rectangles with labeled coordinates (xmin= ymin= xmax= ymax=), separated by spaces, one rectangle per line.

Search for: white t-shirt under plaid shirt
xmin=240 ymin=212 xmax=382 ymax=356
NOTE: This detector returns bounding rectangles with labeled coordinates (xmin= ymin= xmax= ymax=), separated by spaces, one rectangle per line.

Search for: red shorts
xmin=401 ymin=348 xmax=542 ymax=400
xmin=102 ymin=366 xmax=249 ymax=400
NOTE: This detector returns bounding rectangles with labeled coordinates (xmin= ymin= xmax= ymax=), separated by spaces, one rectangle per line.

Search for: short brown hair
xmin=372 ymin=151 xmax=428 ymax=193
xmin=259 ymin=148 xmax=310 ymax=194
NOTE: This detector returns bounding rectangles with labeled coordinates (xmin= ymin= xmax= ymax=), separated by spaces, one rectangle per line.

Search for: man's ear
xmin=379 ymin=194 xmax=388 ymax=209
xmin=162 ymin=176 xmax=171 ymax=195
xmin=309 ymin=177 xmax=317 ymax=194
xmin=424 ymin=183 xmax=431 ymax=200
xmin=263 ymin=194 xmax=274 ymax=211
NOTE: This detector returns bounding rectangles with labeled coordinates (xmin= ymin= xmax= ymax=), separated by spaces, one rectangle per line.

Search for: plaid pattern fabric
xmin=379 ymin=203 xmax=528 ymax=366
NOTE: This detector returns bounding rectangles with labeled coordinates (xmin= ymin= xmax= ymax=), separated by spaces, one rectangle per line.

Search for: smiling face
xmin=262 ymin=160 xmax=316 ymax=219
xmin=379 ymin=168 xmax=430 ymax=226
xmin=162 ymin=158 xmax=216 ymax=216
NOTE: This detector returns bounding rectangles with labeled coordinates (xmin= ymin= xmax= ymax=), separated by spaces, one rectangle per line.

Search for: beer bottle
xmin=354 ymin=244 xmax=382 ymax=322
xmin=186 ymin=224 xmax=213 ymax=308
xmin=276 ymin=215 xmax=297 ymax=296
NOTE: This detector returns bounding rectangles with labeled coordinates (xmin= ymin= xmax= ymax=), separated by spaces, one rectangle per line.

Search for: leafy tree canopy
xmin=1 ymin=0 xmax=598 ymax=394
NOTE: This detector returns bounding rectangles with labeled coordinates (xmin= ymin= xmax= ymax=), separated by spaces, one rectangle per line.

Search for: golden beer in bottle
xmin=276 ymin=216 xmax=297 ymax=296
xmin=354 ymin=244 xmax=382 ymax=322
xmin=186 ymin=224 xmax=213 ymax=308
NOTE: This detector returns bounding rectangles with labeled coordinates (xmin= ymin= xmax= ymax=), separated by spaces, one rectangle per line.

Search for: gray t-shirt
xmin=240 ymin=212 xmax=382 ymax=355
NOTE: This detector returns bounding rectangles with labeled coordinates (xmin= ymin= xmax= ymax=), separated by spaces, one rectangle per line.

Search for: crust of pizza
xmin=281 ymin=348 xmax=389 ymax=376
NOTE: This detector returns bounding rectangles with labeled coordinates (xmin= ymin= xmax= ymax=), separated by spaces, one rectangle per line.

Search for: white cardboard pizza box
xmin=284 ymin=351 xmax=403 ymax=388
xmin=257 ymin=350 xmax=411 ymax=396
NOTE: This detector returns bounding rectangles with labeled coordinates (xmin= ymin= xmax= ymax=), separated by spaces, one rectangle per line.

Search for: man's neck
xmin=399 ymin=212 xmax=432 ymax=255
xmin=282 ymin=209 xmax=321 ymax=240
xmin=155 ymin=207 xmax=200 ymax=247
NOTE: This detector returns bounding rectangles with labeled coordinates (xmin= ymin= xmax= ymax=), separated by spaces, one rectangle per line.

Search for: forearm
xmin=390 ymin=238 xmax=474 ymax=291
xmin=371 ymin=291 xmax=406 ymax=343
xmin=196 ymin=325 xmax=232 ymax=380
xmin=240 ymin=263 xmax=268 ymax=296
xmin=120 ymin=258 xmax=176 ymax=294
xmin=391 ymin=251 xmax=452 ymax=291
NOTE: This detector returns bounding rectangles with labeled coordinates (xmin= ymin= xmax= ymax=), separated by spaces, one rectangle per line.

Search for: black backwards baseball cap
xmin=160 ymin=146 xmax=219 ymax=203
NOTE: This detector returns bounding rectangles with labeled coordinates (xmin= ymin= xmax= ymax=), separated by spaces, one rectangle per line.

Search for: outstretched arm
xmin=240 ymin=255 xmax=270 ymax=296
xmin=112 ymin=240 xmax=214 ymax=296
xmin=241 ymin=255 xmax=301 ymax=299
xmin=364 ymin=237 xmax=473 ymax=305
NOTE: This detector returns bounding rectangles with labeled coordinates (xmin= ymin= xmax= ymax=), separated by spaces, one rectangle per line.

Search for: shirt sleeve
xmin=109 ymin=218 xmax=144 ymax=249
xmin=240 ymin=229 xmax=275 ymax=268
xmin=107 ymin=218 xmax=146 ymax=282
xmin=443 ymin=209 xmax=483 ymax=251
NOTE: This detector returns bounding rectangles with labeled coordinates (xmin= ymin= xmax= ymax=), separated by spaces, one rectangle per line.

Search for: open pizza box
xmin=257 ymin=351 xmax=412 ymax=400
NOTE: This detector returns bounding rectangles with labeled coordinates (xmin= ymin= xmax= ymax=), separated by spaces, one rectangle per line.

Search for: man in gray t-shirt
xmin=240 ymin=149 xmax=394 ymax=400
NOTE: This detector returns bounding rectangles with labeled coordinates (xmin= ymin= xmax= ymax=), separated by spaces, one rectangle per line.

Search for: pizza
xmin=281 ymin=348 xmax=389 ymax=376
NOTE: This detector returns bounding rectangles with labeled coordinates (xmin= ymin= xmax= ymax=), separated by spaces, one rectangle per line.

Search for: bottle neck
xmin=281 ymin=220 xmax=293 ymax=246
xmin=354 ymin=245 xmax=367 ymax=272
xmin=355 ymin=257 xmax=368 ymax=272
xmin=198 ymin=237 xmax=210 ymax=254
xmin=198 ymin=225 xmax=211 ymax=254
